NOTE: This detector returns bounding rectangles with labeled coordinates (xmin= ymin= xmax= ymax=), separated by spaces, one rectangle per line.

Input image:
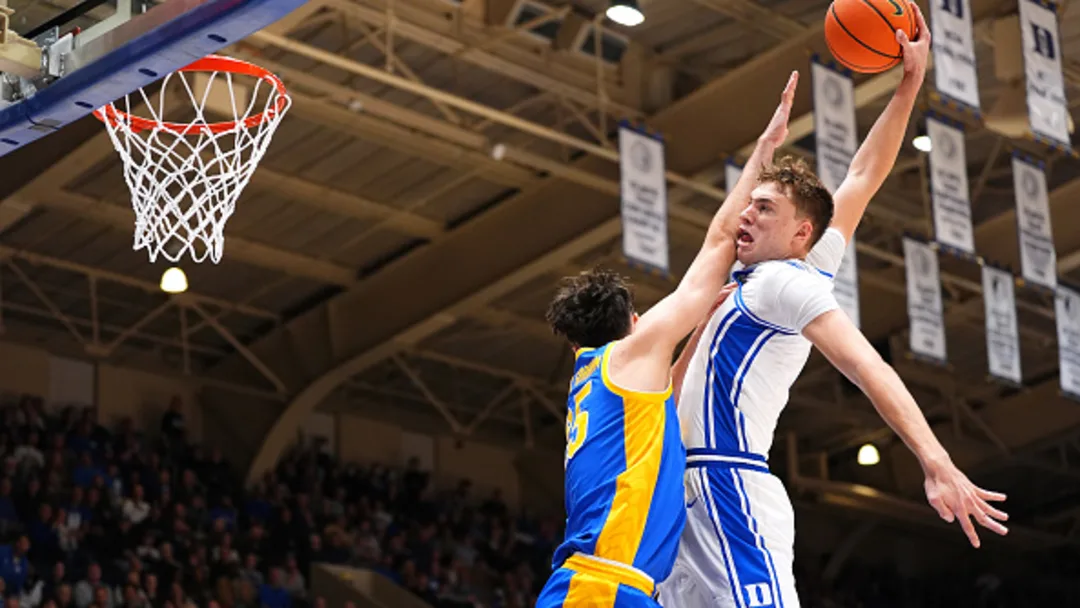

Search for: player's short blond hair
xmin=759 ymin=156 xmax=834 ymax=247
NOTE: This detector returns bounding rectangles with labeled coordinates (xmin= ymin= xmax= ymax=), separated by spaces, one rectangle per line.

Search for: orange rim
xmin=92 ymin=55 xmax=289 ymax=134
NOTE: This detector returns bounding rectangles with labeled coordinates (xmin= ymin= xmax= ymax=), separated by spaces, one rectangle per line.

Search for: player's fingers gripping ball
xmin=825 ymin=0 xmax=918 ymax=73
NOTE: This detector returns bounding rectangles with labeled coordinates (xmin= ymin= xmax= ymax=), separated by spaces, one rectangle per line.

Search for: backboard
xmin=0 ymin=0 xmax=306 ymax=157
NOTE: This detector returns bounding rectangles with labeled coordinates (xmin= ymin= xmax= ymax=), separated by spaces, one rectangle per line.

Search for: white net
xmin=96 ymin=56 xmax=291 ymax=264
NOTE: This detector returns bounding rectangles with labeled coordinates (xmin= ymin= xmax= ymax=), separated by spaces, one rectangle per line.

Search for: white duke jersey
xmin=678 ymin=228 xmax=847 ymax=458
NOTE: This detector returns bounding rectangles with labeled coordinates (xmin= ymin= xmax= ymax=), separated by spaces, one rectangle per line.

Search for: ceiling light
xmin=857 ymin=443 xmax=880 ymax=466
xmin=606 ymin=0 xmax=644 ymax=27
xmin=160 ymin=267 xmax=188 ymax=294
xmin=913 ymin=134 xmax=931 ymax=153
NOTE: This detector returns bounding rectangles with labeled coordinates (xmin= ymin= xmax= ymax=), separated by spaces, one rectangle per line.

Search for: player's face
xmin=735 ymin=182 xmax=813 ymax=266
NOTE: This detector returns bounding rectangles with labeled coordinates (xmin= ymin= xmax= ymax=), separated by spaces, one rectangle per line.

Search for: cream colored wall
xmin=0 ymin=340 xmax=200 ymax=440
xmin=436 ymin=435 xmax=521 ymax=507
xmin=0 ymin=339 xmax=527 ymax=507
xmin=338 ymin=415 xmax=403 ymax=466
xmin=0 ymin=342 xmax=51 ymax=397
xmin=336 ymin=413 xmax=524 ymax=509
xmin=97 ymin=363 xmax=202 ymax=441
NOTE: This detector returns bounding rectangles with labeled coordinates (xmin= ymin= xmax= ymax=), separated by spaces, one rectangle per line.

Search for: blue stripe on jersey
xmin=704 ymin=308 xmax=740 ymax=450
xmin=706 ymin=311 xmax=771 ymax=451
xmin=705 ymin=468 xmax=784 ymax=608
xmin=730 ymin=469 xmax=785 ymax=608
xmin=698 ymin=468 xmax=747 ymax=608
xmin=732 ymin=329 xmax=778 ymax=451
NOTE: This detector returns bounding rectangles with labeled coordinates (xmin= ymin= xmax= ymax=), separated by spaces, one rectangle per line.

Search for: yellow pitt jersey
xmin=553 ymin=341 xmax=687 ymax=583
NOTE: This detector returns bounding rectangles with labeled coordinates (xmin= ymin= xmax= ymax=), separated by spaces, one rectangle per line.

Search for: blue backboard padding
xmin=0 ymin=0 xmax=307 ymax=157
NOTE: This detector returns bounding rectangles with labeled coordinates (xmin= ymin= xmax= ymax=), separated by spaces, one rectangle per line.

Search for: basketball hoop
xmin=94 ymin=55 xmax=291 ymax=264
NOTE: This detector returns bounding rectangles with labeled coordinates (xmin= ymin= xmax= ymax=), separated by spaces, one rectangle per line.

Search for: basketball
xmin=825 ymin=0 xmax=918 ymax=73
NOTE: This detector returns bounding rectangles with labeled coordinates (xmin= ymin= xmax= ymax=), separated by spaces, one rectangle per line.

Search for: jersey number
xmin=565 ymin=382 xmax=591 ymax=462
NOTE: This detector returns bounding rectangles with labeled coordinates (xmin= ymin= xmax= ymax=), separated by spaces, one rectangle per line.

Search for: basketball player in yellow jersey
xmin=534 ymin=73 xmax=800 ymax=608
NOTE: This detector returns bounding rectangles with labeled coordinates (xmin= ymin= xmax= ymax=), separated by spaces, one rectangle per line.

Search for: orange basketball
xmin=825 ymin=0 xmax=917 ymax=73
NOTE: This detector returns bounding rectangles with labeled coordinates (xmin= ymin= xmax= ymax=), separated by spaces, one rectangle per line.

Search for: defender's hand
xmin=898 ymin=2 xmax=931 ymax=80
xmin=924 ymin=460 xmax=1008 ymax=548
xmin=759 ymin=71 xmax=798 ymax=148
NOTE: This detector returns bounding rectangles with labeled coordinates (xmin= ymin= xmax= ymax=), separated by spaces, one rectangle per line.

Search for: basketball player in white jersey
xmin=657 ymin=7 xmax=1009 ymax=608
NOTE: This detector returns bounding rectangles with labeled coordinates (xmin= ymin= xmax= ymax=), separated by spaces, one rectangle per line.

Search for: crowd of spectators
xmin=0 ymin=390 xmax=1074 ymax=608
xmin=0 ymin=393 xmax=354 ymax=608
xmin=0 ymin=392 xmax=558 ymax=608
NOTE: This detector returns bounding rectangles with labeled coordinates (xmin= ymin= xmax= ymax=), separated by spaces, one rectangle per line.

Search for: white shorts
xmin=656 ymin=461 xmax=798 ymax=608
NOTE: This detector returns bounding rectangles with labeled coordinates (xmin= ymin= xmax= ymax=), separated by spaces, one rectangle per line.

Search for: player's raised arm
xmin=830 ymin=4 xmax=931 ymax=242
xmin=622 ymin=71 xmax=799 ymax=362
xmin=803 ymin=310 xmax=1009 ymax=549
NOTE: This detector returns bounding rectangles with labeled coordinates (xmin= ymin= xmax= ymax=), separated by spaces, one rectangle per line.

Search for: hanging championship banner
xmin=812 ymin=60 xmax=861 ymax=327
xmin=904 ymin=238 xmax=947 ymax=363
xmin=725 ymin=159 xmax=743 ymax=194
xmin=930 ymin=0 xmax=980 ymax=109
xmin=1055 ymin=285 xmax=1080 ymax=400
xmin=812 ymin=61 xmax=857 ymax=194
xmin=927 ymin=117 xmax=975 ymax=253
xmin=1019 ymin=0 xmax=1070 ymax=150
xmin=833 ymin=239 xmax=861 ymax=328
xmin=618 ymin=124 xmax=669 ymax=273
xmin=982 ymin=266 xmax=1022 ymax=384
xmin=1012 ymin=155 xmax=1057 ymax=290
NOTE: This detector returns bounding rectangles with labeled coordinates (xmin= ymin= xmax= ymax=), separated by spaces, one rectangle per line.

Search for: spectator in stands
xmin=0 ymin=536 xmax=29 ymax=596
xmin=160 ymin=397 xmax=186 ymax=449
xmin=258 ymin=568 xmax=291 ymax=608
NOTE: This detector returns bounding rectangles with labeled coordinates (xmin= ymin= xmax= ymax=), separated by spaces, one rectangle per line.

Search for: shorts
xmin=537 ymin=554 xmax=659 ymax=608
xmin=656 ymin=464 xmax=798 ymax=608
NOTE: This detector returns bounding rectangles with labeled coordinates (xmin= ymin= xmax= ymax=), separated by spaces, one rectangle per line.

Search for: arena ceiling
xmin=2 ymin=0 xmax=1080 ymax=553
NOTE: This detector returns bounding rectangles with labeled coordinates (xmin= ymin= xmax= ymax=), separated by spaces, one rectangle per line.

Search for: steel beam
xmin=325 ymin=0 xmax=639 ymax=116
xmin=26 ymin=191 xmax=357 ymax=286
xmin=0 ymin=245 xmax=277 ymax=320
xmin=252 ymin=168 xmax=444 ymax=239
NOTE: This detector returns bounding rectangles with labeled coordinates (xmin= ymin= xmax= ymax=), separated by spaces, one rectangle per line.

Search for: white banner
xmin=905 ymin=238 xmax=947 ymax=362
xmin=812 ymin=62 xmax=858 ymax=194
xmin=1019 ymin=0 xmax=1070 ymax=149
xmin=619 ymin=125 xmax=669 ymax=273
xmin=982 ymin=266 xmax=1022 ymax=384
xmin=725 ymin=160 xmax=743 ymax=194
xmin=833 ymin=238 xmax=861 ymax=328
xmin=927 ymin=117 xmax=975 ymax=253
xmin=811 ymin=61 xmax=861 ymax=326
xmin=1013 ymin=155 xmax=1057 ymax=290
xmin=1056 ymin=285 xmax=1080 ymax=399
xmin=930 ymin=0 xmax=980 ymax=109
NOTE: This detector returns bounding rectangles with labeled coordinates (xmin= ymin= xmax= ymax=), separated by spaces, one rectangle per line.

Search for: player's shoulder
xmin=737 ymin=259 xmax=833 ymax=322
xmin=746 ymin=259 xmax=830 ymax=285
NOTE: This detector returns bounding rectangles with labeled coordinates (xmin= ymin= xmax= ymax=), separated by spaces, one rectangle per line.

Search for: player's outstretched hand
xmin=897 ymin=2 xmax=930 ymax=80
xmin=924 ymin=460 xmax=1008 ymax=548
xmin=759 ymin=71 xmax=798 ymax=148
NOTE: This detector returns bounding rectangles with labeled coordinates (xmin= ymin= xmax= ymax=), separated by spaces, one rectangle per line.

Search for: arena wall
xmin=0 ymin=338 xmax=560 ymax=511
xmin=0 ymin=339 xmax=202 ymax=440
xmin=204 ymin=384 xmax=560 ymax=513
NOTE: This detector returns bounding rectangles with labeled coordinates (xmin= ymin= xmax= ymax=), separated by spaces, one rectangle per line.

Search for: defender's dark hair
xmin=545 ymin=268 xmax=635 ymax=348
xmin=759 ymin=156 xmax=834 ymax=247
